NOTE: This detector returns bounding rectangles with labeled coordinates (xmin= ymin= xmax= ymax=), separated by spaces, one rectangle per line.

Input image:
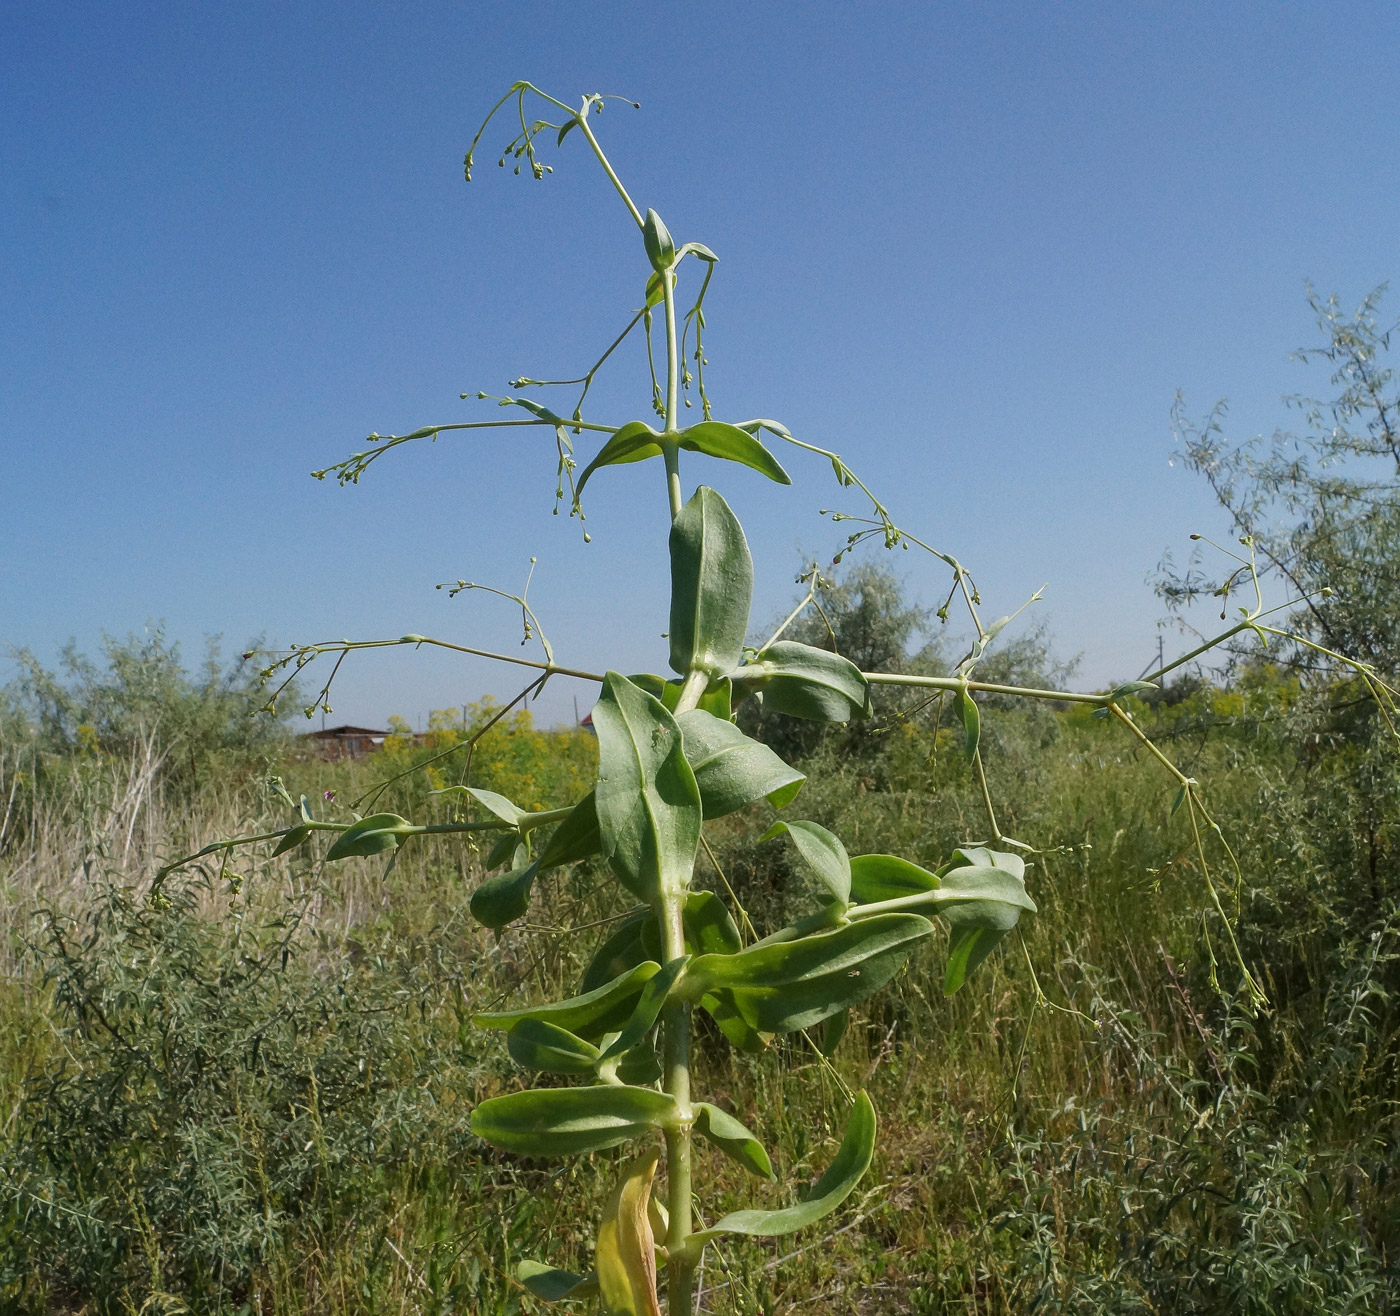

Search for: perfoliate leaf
xmin=469 ymin=861 xmax=540 ymax=930
xmin=682 ymin=915 xmax=932 ymax=1034
xmin=469 ymin=1084 xmax=677 ymax=1158
xmin=958 ymin=689 xmax=981 ymax=761
xmin=848 ymin=854 xmax=938 ymax=905
xmin=759 ymin=819 xmax=850 ymax=904
xmin=476 ymin=962 xmax=661 ymax=1042
xmin=325 ymin=813 xmax=410 ymax=862
xmin=593 ymin=673 xmax=702 ymax=902
xmin=675 ymin=423 xmax=791 ymax=486
xmin=596 ymin=1149 xmax=663 ymax=1316
xmin=677 ymin=709 xmax=804 ymax=818
xmin=735 ymin=642 xmax=870 ymax=722
xmin=669 ymin=486 xmax=754 ymax=680
xmin=517 ymin=1260 xmax=597 ymax=1302
xmin=682 ymin=1092 xmax=876 ymax=1259
xmin=694 ymin=1103 xmax=774 ymax=1179
xmin=506 ymin=1018 xmax=600 ymax=1075
xmin=576 ymin=421 xmax=665 ymax=495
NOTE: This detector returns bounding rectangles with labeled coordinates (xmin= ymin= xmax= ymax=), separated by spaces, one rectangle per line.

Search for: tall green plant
xmin=159 ymin=84 xmax=1398 ymax=1314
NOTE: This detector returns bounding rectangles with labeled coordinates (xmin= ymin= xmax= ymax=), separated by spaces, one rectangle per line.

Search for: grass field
xmin=0 ymin=675 xmax=1395 ymax=1314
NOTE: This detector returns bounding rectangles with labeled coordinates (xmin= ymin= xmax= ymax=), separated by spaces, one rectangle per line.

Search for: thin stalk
xmin=573 ymin=106 xmax=645 ymax=230
xmin=973 ymin=749 xmax=1004 ymax=846
xmin=661 ymin=262 xmax=684 ymax=519
xmin=662 ymin=270 xmax=680 ymax=429
xmin=862 ymin=671 xmax=1108 ymax=705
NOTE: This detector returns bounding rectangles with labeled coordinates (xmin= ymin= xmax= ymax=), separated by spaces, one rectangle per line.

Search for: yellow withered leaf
xmin=596 ymin=1147 xmax=662 ymax=1316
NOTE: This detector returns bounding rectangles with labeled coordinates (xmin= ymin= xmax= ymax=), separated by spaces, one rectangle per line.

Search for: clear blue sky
xmin=4 ymin=2 xmax=1398 ymax=729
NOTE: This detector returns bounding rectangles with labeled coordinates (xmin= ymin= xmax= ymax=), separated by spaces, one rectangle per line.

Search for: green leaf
xmin=818 ymin=1007 xmax=849 ymax=1056
xmin=505 ymin=1019 xmax=600 ymax=1075
xmin=698 ymin=992 xmax=771 ymax=1053
xmin=484 ymin=830 xmax=524 ymax=872
xmin=945 ymin=926 xmax=1004 ymax=996
xmin=535 ymin=791 xmax=601 ymax=869
xmin=683 ymin=915 xmax=932 ymax=1034
xmin=580 ymin=910 xmax=652 ymax=994
xmin=597 ymin=956 xmax=691 ymax=1063
xmin=959 ymin=689 xmax=981 ymax=761
xmin=555 ymin=118 xmax=579 ymax=148
xmin=758 ymin=819 xmax=850 ymax=904
xmin=935 ymin=849 xmax=1035 ymax=927
xmin=614 ymin=1038 xmax=663 ymax=1086
xmin=694 ymin=1103 xmax=774 ymax=1178
xmin=848 ymin=854 xmax=938 ymax=905
xmin=593 ymin=673 xmax=702 ymax=902
xmin=576 ymin=421 xmax=665 ymax=495
xmin=659 ymin=675 xmax=733 ymax=719
xmin=643 ymin=207 xmax=675 ymax=271
xmin=470 ymin=1084 xmax=678 ymax=1158
xmin=476 ymin=962 xmax=661 ymax=1042
xmin=463 ymin=787 xmax=526 ymax=826
xmin=272 ymin=823 xmax=312 ymax=857
xmin=580 ymin=894 xmax=739 ymax=997
xmin=469 ymin=861 xmax=540 ymax=930
xmin=644 ymin=271 xmax=665 ymax=309
xmin=676 ymin=240 xmax=718 ymax=263
xmin=325 ymin=813 xmax=411 ymax=862
xmin=675 ymin=423 xmax=791 ymax=486
xmin=679 ymin=890 xmax=743 ymax=956
xmin=669 ymin=486 xmax=754 ymax=679
xmin=502 ymin=395 xmax=568 ymax=425
xmin=677 ymin=709 xmax=804 ymax=818
xmin=1109 ymin=680 xmax=1158 ymax=701
xmin=936 ymin=849 xmax=1036 ymax=995
xmin=517 ymin=1260 xmax=597 ymax=1302
xmin=683 ymin=1092 xmax=876 ymax=1256
xmin=736 ymin=642 xmax=870 ymax=722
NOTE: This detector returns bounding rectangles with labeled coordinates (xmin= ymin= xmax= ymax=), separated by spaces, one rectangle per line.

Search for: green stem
xmin=659 ymin=884 xmax=695 ymax=1314
xmin=862 ymin=671 xmax=1107 ymax=705
xmin=662 ymin=665 xmax=709 ymax=1313
xmin=664 ymin=442 xmax=684 ymax=521
xmin=661 ymin=257 xmax=683 ymax=520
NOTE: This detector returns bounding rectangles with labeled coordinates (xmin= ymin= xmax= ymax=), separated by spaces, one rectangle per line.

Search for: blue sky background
xmin=4 ymin=1 xmax=1398 ymax=729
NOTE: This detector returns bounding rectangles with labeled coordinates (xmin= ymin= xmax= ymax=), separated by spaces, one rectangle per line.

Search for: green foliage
xmin=0 ymin=872 xmax=473 ymax=1312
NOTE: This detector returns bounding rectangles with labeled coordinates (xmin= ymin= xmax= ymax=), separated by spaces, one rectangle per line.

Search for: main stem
xmin=660 ymin=248 xmax=697 ymax=1313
